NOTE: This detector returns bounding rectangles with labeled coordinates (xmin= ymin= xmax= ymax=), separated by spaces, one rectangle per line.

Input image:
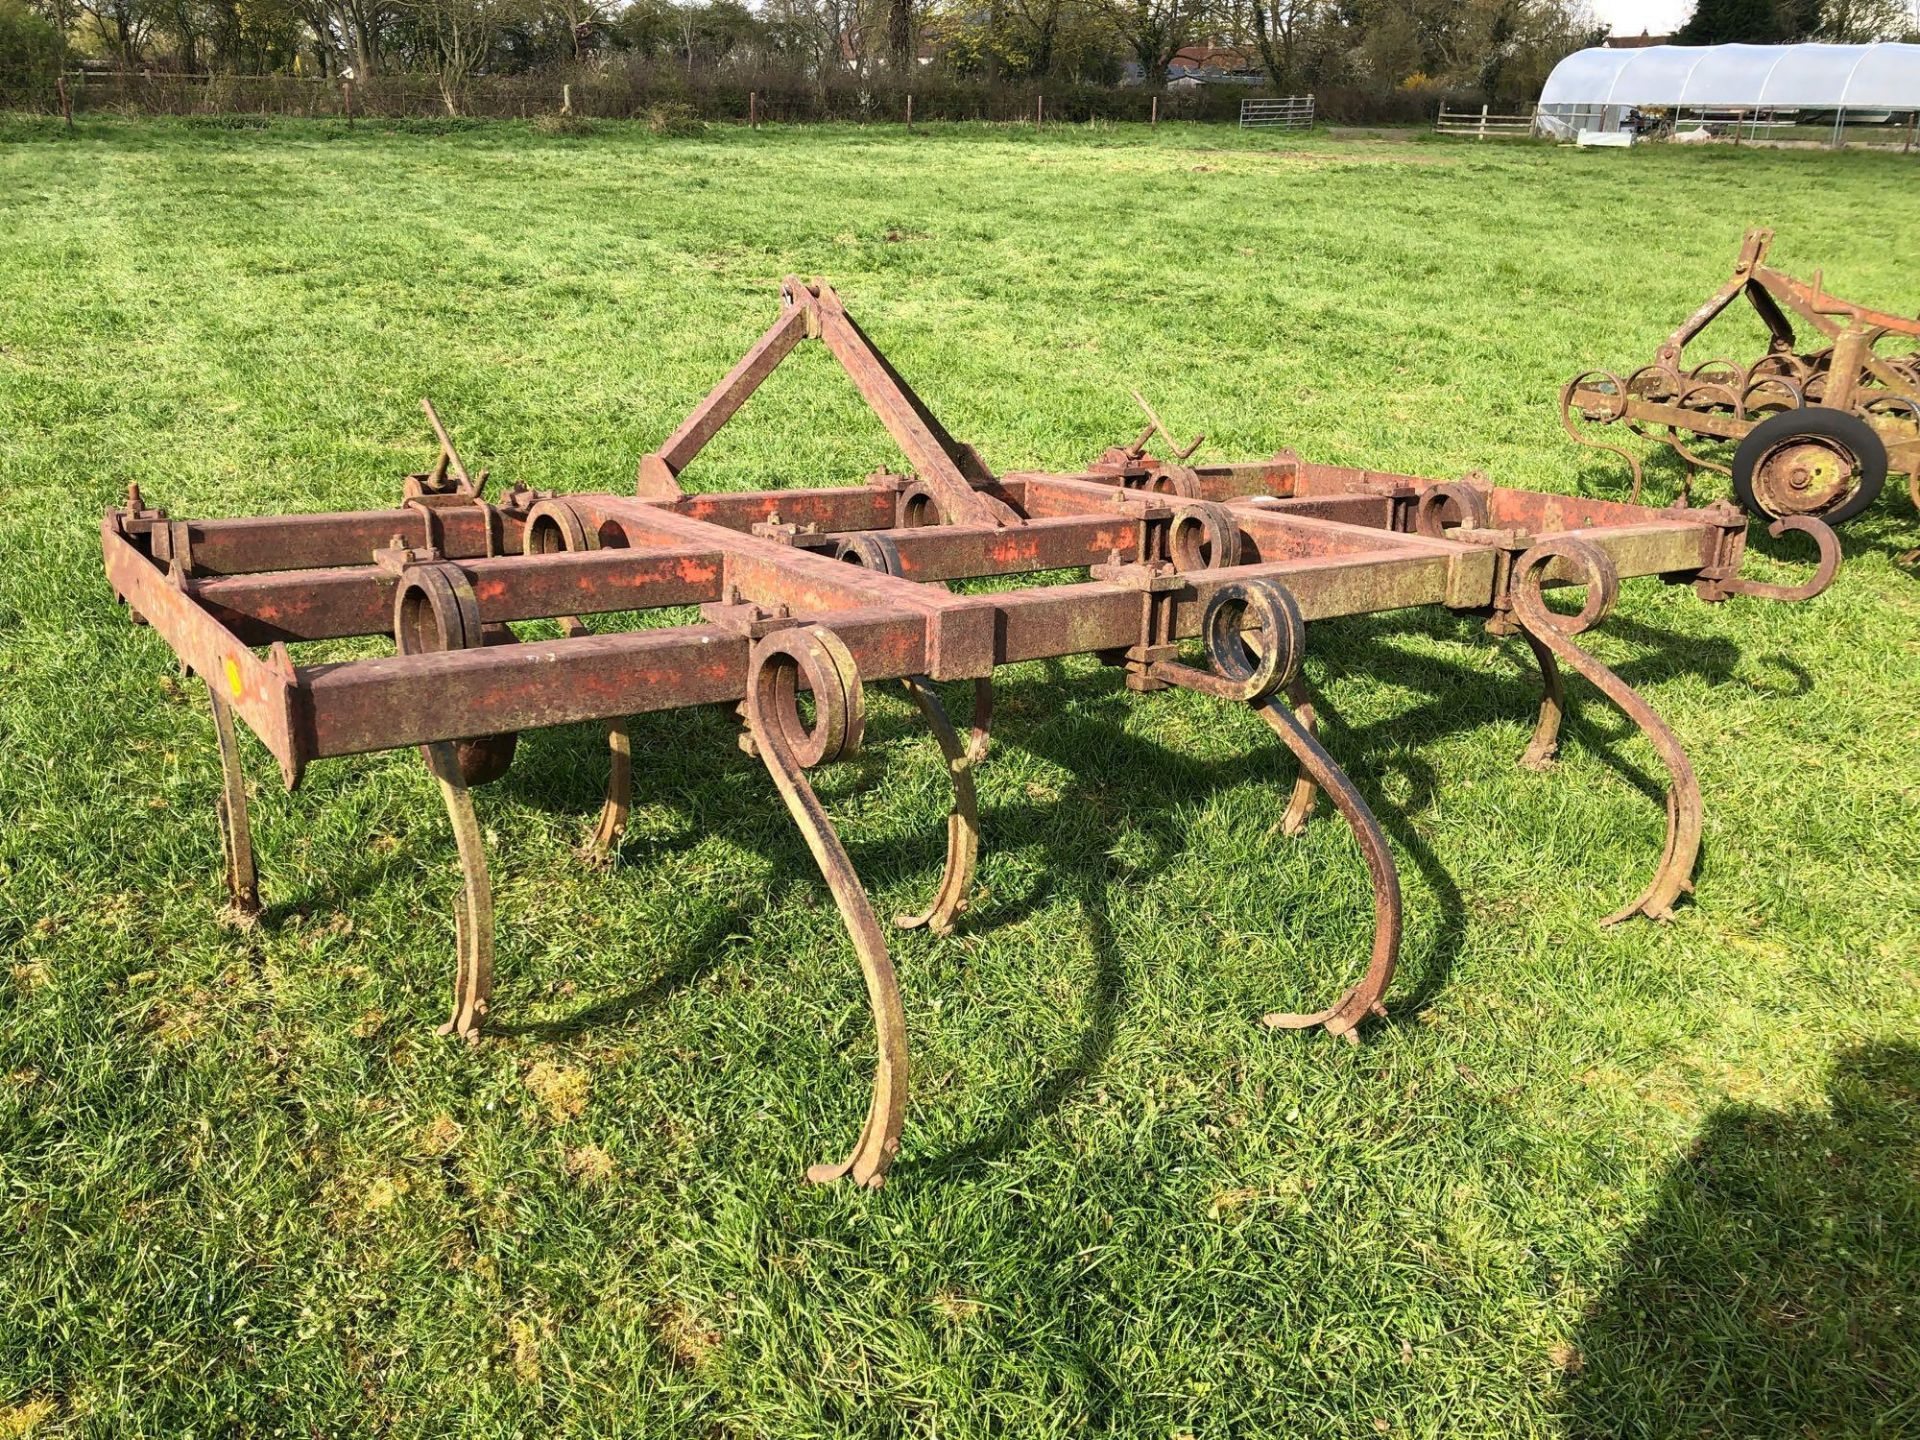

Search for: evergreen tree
xmin=1674 ymin=0 xmax=1823 ymax=44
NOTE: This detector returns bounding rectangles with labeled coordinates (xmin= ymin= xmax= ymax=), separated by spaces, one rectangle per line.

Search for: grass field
xmin=2 ymin=116 xmax=1919 ymax=1438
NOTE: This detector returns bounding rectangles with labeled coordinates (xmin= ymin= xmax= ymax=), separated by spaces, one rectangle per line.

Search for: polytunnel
xmin=1534 ymin=42 xmax=1920 ymax=142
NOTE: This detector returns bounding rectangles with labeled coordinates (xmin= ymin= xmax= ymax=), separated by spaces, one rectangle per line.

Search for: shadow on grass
xmin=399 ymin=603 xmax=1777 ymax=1169
xmin=1765 ymin=499 xmax=1920 ymax=574
xmin=1562 ymin=1041 xmax=1920 ymax=1438
xmin=489 ymin=893 xmax=763 ymax=1041
xmin=907 ymin=659 xmax=1461 ymax=1179
xmin=1573 ymin=441 xmax=1920 ymax=573
xmin=916 ymin=603 xmax=1792 ymax=1168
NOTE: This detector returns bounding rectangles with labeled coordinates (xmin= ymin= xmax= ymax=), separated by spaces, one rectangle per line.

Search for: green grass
xmin=2 ymin=116 xmax=1919 ymax=1437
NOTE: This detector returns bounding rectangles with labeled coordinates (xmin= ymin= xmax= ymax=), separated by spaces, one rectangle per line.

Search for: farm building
xmin=1536 ymin=41 xmax=1920 ymax=139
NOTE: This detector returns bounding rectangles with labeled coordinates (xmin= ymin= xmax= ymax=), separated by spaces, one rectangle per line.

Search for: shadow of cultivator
xmin=104 ymin=280 xmax=1842 ymax=1186
xmin=1562 ymin=228 xmax=1920 ymax=528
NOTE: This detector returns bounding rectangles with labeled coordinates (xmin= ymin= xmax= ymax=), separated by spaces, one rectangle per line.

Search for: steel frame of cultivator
xmin=104 ymin=279 xmax=1844 ymax=1187
xmin=1562 ymin=227 xmax=1920 ymax=527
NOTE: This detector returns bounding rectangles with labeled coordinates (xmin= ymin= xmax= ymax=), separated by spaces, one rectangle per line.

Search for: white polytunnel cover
xmin=1538 ymin=42 xmax=1920 ymax=109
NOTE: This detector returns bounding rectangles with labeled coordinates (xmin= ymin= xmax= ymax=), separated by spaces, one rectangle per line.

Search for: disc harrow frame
xmin=1561 ymin=228 xmax=1920 ymax=529
xmin=104 ymin=279 xmax=1842 ymax=1186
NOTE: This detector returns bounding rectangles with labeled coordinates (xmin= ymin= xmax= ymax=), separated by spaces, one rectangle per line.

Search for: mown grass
xmin=1 ymin=116 xmax=1917 ymax=1437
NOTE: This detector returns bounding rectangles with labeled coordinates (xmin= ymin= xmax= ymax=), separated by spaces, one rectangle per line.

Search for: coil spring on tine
xmin=1563 ymin=369 xmax=1630 ymax=425
xmin=748 ymin=625 xmax=866 ymax=769
xmin=1414 ymin=481 xmax=1490 ymax=539
xmin=1687 ymin=357 xmax=1748 ymax=391
xmin=897 ymin=482 xmax=944 ymax=529
xmin=394 ymin=561 xmax=483 ymax=657
xmin=1678 ymin=379 xmax=1744 ymax=418
xmin=1741 ymin=375 xmax=1805 ymax=415
xmin=1509 ymin=537 xmax=1619 ymax=638
xmin=523 ymin=497 xmax=596 ymax=557
xmin=1626 ymin=364 xmax=1681 ymax=403
xmin=1148 ymin=464 xmax=1203 ymax=498
xmin=1168 ymin=501 xmax=1243 ymax=572
xmin=1201 ymin=578 xmax=1305 ymax=705
xmin=834 ymin=532 xmax=905 ymax=577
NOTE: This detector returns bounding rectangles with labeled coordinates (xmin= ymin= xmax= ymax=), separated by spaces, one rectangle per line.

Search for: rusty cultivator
xmin=104 ymin=280 xmax=1843 ymax=1187
xmin=1562 ymin=228 xmax=1920 ymax=528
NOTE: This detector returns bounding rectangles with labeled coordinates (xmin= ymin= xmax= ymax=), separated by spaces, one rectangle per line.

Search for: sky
xmin=1586 ymin=0 xmax=1696 ymax=36
xmin=1584 ymin=0 xmax=1917 ymax=36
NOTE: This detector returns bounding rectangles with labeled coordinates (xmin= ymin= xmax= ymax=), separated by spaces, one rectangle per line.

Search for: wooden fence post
xmin=1478 ymin=102 xmax=1488 ymax=138
xmin=749 ymin=90 xmax=758 ymax=128
xmin=343 ymin=78 xmax=353 ymax=127
xmin=1150 ymin=95 xmax=1157 ymax=128
xmin=906 ymin=92 xmax=913 ymax=130
xmin=1036 ymin=94 xmax=1044 ymax=128
xmin=561 ymin=82 xmax=571 ymax=115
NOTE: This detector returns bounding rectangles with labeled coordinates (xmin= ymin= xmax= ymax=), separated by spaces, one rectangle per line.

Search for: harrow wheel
xmin=1732 ymin=406 xmax=1887 ymax=526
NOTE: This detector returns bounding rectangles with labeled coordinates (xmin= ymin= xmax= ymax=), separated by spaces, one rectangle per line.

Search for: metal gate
xmin=1239 ymin=96 xmax=1315 ymax=129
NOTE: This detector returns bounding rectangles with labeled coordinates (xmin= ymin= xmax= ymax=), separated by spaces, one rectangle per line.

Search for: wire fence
xmin=30 ymin=66 xmax=1488 ymax=128
xmin=49 ymin=70 xmax=1249 ymax=124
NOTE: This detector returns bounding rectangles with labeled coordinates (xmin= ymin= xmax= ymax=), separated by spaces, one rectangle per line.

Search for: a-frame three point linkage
xmin=636 ymin=278 xmax=1012 ymax=530
xmin=103 ymin=280 xmax=1842 ymax=1187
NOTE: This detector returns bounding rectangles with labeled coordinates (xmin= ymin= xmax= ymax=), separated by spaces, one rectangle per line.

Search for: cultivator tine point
xmin=967 ymin=679 xmax=994 ymax=764
xmin=1148 ymin=579 xmax=1401 ymax=1043
xmin=894 ymin=678 xmax=981 ymax=935
xmin=1278 ymin=677 xmax=1319 ymax=837
xmin=1251 ymin=694 xmax=1401 ymax=1043
xmin=1517 ymin=629 xmax=1565 ymax=772
xmin=745 ymin=625 xmax=906 ymax=1187
xmin=391 ymin=559 xmax=508 ymax=1039
xmin=1507 ymin=540 xmax=1701 ymax=926
xmin=424 ymin=738 xmax=496 ymax=1042
xmin=206 ymin=680 xmax=261 ymax=919
xmin=585 ymin=721 xmax=634 ymax=859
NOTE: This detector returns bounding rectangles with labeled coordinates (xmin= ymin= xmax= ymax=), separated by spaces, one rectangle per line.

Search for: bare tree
xmin=765 ymin=0 xmax=871 ymax=75
xmin=396 ymin=0 xmax=513 ymax=111
xmin=1002 ymin=0 xmax=1075 ymax=74
xmin=1244 ymin=0 xmax=1317 ymax=92
xmin=76 ymin=0 xmax=153 ymax=67
xmin=311 ymin=0 xmax=401 ymax=75
xmin=1819 ymin=0 xmax=1913 ymax=40
xmin=544 ymin=0 xmax=606 ymax=59
xmin=888 ymin=0 xmax=911 ymax=67
xmin=1103 ymin=0 xmax=1199 ymax=84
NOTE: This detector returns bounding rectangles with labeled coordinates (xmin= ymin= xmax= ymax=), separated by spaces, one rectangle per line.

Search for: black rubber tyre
xmin=1731 ymin=405 xmax=1886 ymax=526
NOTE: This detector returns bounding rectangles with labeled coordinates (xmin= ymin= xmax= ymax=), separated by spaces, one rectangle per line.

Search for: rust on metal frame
xmin=1561 ymin=228 xmax=1920 ymax=533
xmin=103 ymin=281 xmax=1842 ymax=1187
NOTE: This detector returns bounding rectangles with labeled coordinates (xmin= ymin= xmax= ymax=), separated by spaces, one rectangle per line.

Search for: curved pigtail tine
xmin=745 ymin=625 xmax=907 ymax=1188
xmin=1508 ymin=539 xmax=1701 ymax=924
